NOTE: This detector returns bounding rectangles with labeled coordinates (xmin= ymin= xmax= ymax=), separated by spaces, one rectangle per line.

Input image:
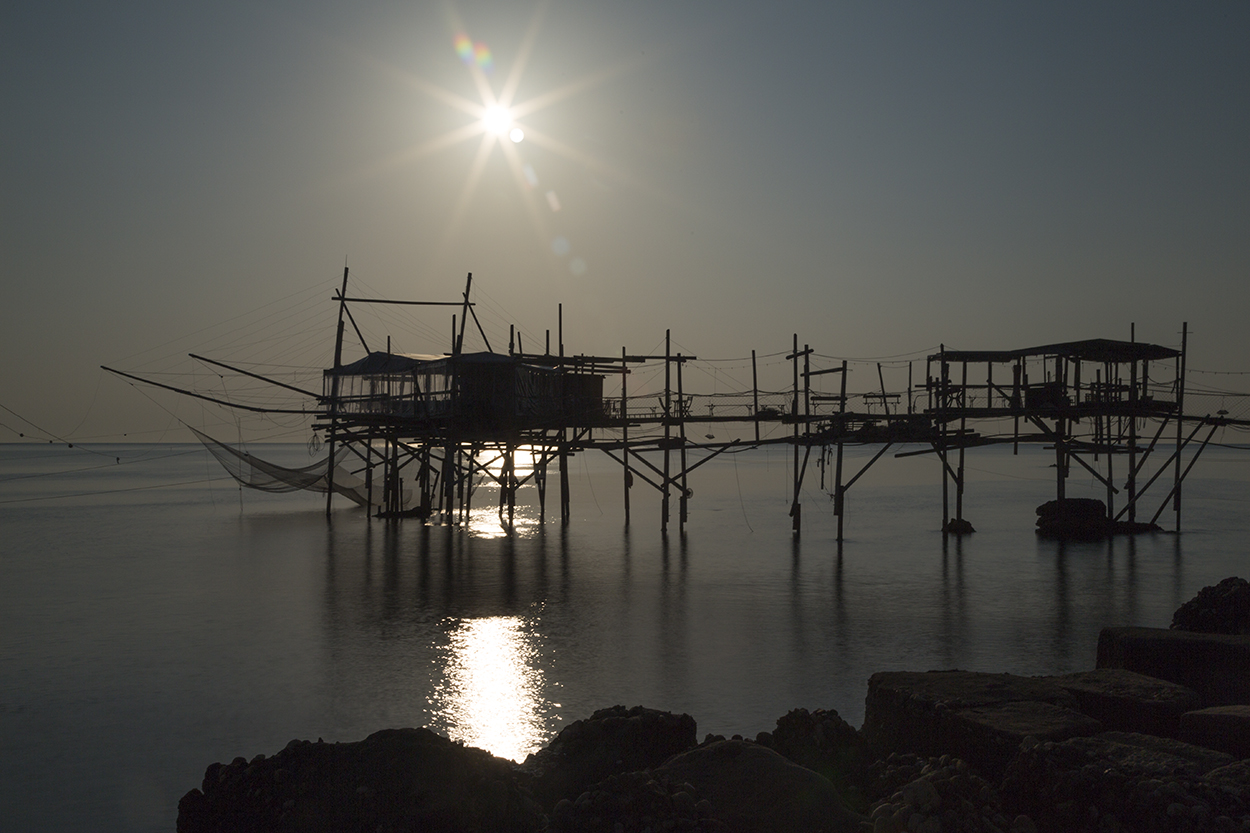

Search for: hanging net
xmin=189 ymin=427 xmax=375 ymax=506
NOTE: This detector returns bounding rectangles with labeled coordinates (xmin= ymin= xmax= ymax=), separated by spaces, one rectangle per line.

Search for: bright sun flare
xmin=359 ymin=14 xmax=636 ymax=259
xmin=482 ymin=105 xmax=512 ymax=135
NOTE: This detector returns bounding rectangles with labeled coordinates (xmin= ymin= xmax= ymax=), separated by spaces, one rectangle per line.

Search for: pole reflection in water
xmin=430 ymin=615 xmax=554 ymax=762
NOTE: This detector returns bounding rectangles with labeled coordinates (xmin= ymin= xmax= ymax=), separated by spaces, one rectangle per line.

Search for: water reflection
xmin=430 ymin=615 xmax=552 ymax=762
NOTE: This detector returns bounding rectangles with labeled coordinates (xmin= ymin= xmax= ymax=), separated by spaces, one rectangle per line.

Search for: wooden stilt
xmin=661 ymin=330 xmax=671 ymax=535
xmin=752 ymin=349 xmax=759 ymax=443
xmin=835 ymin=359 xmax=847 ymax=542
xmin=678 ymin=353 xmax=688 ymax=532
xmin=1174 ymin=322 xmax=1187 ymax=531
xmin=622 ymin=347 xmax=631 ymax=528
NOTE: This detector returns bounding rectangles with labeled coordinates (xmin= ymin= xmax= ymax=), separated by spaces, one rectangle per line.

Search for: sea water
xmin=2 ymin=440 xmax=1248 ymax=832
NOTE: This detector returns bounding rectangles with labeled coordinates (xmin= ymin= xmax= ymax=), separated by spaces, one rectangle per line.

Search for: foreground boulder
xmin=1097 ymin=626 xmax=1250 ymax=706
xmin=1172 ymin=576 xmax=1250 ymax=635
xmin=863 ymin=671 xmax=1100 ymax=779
xmin=1000 ymin=731 xmax=1244 ymax=833
xmin=177 ymin=728 xmax=542 ymax=833
xmin=519 ymin=705 xmax=697 ymax=811
xmin=1179 ymin=705 xmax=1250 ymax=760
xmin=864 ymin=753 xmax=1035 ymax=833
xmin=546 ymin=770 xmax=724 ymax=832
xmin=758 ymin=708 xmax=870 ymax=812
xmin=1040 ymin=668 xmax=1202 ymax=738
xmin=653 ymin=739 xmax=864 ymax=833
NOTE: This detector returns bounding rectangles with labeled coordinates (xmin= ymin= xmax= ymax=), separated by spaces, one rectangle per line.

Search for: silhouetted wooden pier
xmin=106 ymin=271 xmax=1250 ymax=539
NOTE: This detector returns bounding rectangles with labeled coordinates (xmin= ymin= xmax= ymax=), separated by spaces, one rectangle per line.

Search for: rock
xmin=863 ymin=671 xmax=1097 ymax=779
xmin=943 ymin=518 xmax=975 ymax=535
xmin=1035 ymin=499 xmax=1109 ymax=540
xmin=943 ymin=700 xmax=1103 ymax=778
xmin=1171 ymin=576 xmax=1250 ymax=635
xmin=764 ymin=708 xmax=870 ymax=812
xmin=864 ymin=754 xmax=1026 ymax=833
xmin=1179 ymin=706 xmax=1250 ymax=759
xmin=1000 ymin=731 xmax=1240 ymax=833
xmin=654 ymin=739 xmax=865 ymax=833
xmin=1096 ymin=626 xmax=1250 ymax=706
xmin=1040 ymin=668 xmax=1202 ymax=738
xmin=1205 ymin=758 xmax=1250 ymax=791
xmin=176 ymin=728 xmax=542 ymax=833
xmin=545 ymin=770 xmax=725 ymax=832
xmin=519 ymin=705 xmax=697 ymax=810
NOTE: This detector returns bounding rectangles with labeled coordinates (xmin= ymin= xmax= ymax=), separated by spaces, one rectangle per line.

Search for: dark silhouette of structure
xmin=106 ymin=272 xmax=1248 ymax=540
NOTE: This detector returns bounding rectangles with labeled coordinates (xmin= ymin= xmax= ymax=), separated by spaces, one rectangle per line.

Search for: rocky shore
xmin=177 ymin=579 xmax=1250 ymax=833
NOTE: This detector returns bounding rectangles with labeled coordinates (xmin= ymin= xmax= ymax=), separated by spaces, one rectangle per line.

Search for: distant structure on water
xmin=105 ymin=271 xmax=1248 ymax=540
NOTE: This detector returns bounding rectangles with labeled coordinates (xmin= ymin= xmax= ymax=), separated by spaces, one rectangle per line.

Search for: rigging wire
xmin=0 ymin=476 xmax=233 ymax=505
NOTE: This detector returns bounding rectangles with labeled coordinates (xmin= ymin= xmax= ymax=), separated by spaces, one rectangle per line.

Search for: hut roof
xmin=326 ymin=351 xmax=527 ymax=376
xmin=930 ymin=339 xmax=1179 ymax=364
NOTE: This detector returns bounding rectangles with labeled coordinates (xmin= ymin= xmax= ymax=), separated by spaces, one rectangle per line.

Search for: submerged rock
xmin=943 ymin=518 xmax=976 ymax=535
xmin=1035 ymin=498 xmax=1110 ymax=540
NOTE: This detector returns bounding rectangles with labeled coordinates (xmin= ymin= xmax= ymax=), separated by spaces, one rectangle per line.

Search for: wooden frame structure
xmin=107 ymin=270 xmax=1244 ymax=541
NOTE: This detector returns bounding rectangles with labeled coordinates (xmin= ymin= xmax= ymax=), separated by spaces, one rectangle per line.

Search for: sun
xmin=335 ymin=7 xmax=643 ymax=261
xmin=482 ymin=105 xmax=512 ymax=136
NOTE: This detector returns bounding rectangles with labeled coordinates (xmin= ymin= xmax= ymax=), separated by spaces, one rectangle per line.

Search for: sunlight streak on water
xmin=431 ymin=616 xmax=551 ymax=762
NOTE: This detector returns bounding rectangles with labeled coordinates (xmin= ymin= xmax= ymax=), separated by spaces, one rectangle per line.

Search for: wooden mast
xmin=325 ymin=264 xmax=350 ymax=518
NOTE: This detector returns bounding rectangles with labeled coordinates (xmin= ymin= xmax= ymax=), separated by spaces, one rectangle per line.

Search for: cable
xmin=732 ymin=450 xmax=754 ymax=533
xmin=0 ymin=476 xmax=232 ymax=505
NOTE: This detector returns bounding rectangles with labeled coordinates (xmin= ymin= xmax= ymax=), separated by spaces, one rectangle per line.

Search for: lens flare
xmin=509 ymin=127 xmax=525 ymax=143
xmin=455 ymin=35 xmax=493 ymax=72
xmin=473 ymin=44 xmax=493 ymax=73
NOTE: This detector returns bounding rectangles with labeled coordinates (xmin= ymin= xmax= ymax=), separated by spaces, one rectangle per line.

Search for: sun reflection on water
xmin=463 ymin=446 xmax=541 ymax=539
xmin=431 ymin=615 xmax=553 ymax=762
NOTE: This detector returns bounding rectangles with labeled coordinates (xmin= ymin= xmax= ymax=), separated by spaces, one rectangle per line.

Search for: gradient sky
xmin=3 ymin=1 xmax=1248 ymax=442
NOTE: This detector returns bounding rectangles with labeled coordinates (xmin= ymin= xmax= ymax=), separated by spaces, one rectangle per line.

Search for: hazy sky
xmin=3 ymin=1 xmax=1248 ymax=442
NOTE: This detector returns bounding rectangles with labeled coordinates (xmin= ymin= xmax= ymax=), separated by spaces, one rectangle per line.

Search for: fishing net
xmin=189 ymin=427 xmax=373 ymax=506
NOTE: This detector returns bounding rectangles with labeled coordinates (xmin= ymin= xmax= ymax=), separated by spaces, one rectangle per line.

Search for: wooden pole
xmin=1174 ymin=322 xmax=1188 ymax=531
xmin=835 ymin=359 xmax=847 ymax=542
xmin=456 ymin=273 xmax=472 ymax=354
xmin=1129 ymin=324 xmax=1138 ymax=523
xmin=678 ymin=353 xmax=688 ymax=532
xmin=752 ymin=350 xmax=760 ymax=443
xmin=662 ymin=329 xmax=672 ymax=535
xmin=622 ymin=347 xmax=631 ymax=527
xmin=325 ymin=264 xmax=350 ymax=518
xmin=956 ymin=361 xmax=966 ymax=524
xmin=560 ymin=311 xmax=570 ymax=526
xmin=365 ymin=430 xmax=375 ymax=517
xmin=537 ymin=442 xmax=548 ymax=524
xmin=791 ymin=334 xmax=800 ymax=534
xmin=940 ymin=346 xmax=949 ymax=529
xmin=1105 ymin=361 xmax=1115 ymax=521
xmin=390 ymin=434 xmax=400 ymax=516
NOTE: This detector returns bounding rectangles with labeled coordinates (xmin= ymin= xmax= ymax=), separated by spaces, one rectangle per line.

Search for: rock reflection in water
xmin=431 ymin=615 xmax=551 ymax=762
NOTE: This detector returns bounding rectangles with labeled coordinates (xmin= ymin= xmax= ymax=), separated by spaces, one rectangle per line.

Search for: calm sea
xmin=2 ymin=440 xmax=1248 ymax=832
